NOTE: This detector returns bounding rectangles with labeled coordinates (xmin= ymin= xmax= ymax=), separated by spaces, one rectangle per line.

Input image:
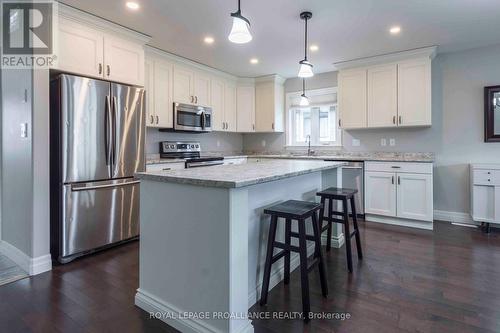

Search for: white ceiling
xmin=60 ymin=0 xmax=500 ymax=78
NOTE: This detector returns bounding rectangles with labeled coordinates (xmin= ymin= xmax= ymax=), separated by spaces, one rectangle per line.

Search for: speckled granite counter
xmin=146 ymin=151 xmax=434 ymax=165
xmin=137 ymin=159 xmax=346 ymax=188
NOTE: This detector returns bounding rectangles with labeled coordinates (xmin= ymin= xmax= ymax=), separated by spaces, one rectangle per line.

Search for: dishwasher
xmin=324 ymin=160 xmax=364 ymax=217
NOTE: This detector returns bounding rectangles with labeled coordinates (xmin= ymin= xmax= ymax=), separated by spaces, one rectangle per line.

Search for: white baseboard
xmin=0 ymin=241 xmax=52 ymax=276
xmin=433 ymin=210 xmax=478 ymax=225
xmin=365 ymin=214 xmax=433 ymax=230
xmin=135 ymin=289 xmax=254 ymax=333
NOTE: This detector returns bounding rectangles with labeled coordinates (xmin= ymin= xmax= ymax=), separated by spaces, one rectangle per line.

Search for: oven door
xmin=174 ymin=103 xmax=212 ymax=132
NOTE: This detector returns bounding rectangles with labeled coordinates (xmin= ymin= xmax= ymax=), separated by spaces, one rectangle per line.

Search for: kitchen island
xmin=134 ymin=159 xmax=345 ymax=333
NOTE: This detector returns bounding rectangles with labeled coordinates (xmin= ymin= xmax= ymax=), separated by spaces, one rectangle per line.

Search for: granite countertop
xmin=137 ymin=159 xmax=346 ymax=188
xmin=146 ymin=151 xmax=434 ymax=165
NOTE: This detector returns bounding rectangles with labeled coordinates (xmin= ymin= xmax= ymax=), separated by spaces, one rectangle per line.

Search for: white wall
xmin=243 ymin=43 xmax=500 ymax=215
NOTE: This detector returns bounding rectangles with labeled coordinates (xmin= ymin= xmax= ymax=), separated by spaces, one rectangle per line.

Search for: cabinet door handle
xmin=195 ymin=96 xmax=198 ymax=104
xmin=150 ymin=115 xmax=154 ymax=124
xmin=99 ymin=63 xmax=103 ymax=75
xmin=392 ymin=176 xmax=394 ymax=184
xmin=272 ymin=123 xmax=275 ymax=130
xmin=399 ymin=115 xmax=402 ymax=124
xmin=156 ymin=115 xmax=159 ymax=124
xmin=252 ymin=124 xmax=255 ymax=130
xmin=107 ymin=65 xmax=110 ymax=76
xmin=398 ymin=176 xmax=401 ymax=185
xmin=393 ymin=116 xmax=396 ymax=124
xmin=339 ymin=119 xmax=342 ymax=128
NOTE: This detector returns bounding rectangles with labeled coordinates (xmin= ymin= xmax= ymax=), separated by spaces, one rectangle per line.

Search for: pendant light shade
xmin=298 ymin=60 xmax=314 ymax=78
xmin=228 ymin=0 xmax=252 ymax=44
xmin=297 ymin=12 xmax=314 ymax=78
xmin=300 ymin=78 xmax=309 ymax=106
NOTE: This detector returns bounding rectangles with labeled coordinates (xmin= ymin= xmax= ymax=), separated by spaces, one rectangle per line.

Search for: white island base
xmin=135 ymin=161 xmax=344 ymax=333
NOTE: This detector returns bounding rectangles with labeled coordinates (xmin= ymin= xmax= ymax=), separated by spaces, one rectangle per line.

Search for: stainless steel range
xmin=159 ymin=141 xmax=224 ymax=168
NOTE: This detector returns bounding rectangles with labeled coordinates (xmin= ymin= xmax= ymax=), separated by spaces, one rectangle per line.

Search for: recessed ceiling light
xmin=126 ymin=2 xmax=140 ymax=10
xmin=250 ymin=58 xmax=259 ymax=64
xmin=309 ymin=44 xmax=319 ymax=52
xmin=389 ymin=26 xmax=401 ymax=35
xmin=204 ymin=36 xmax=214 ymax=44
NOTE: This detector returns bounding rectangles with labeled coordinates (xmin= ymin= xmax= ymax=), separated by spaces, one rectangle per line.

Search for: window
xmin=287 ymin=88 xmax=341 ymax=146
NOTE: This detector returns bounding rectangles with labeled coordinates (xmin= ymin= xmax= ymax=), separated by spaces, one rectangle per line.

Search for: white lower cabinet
xmin=471 ymin=164 xmax=500 ymax=224
xmin=365 ymin=171 xmax=396 ymax=217
xmin=365 ymin=162 xmax=433 ymax=227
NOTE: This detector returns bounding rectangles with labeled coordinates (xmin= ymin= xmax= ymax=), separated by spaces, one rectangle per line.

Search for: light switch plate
xmin=352 ymin=139 xmax=360 ymax=147
xmin=381 ymin=138 xmax=387 ymax=146
xmin=20 ymin=123 xmax=28 ymax=138
xmin=389 ymin=138 xmax=396 ymax=146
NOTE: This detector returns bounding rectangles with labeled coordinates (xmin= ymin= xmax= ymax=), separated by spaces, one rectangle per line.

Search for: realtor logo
xmin=1 ymin=0 xmax=57 ymax=68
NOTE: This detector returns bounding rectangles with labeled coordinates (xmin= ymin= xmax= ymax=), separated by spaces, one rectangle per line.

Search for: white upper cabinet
xmin=173 ymin=66 xmax=195 ymax=104
xmin=398 ymin=58 xmax=432 ymax=127
xmin=367 ymin=64 xmax=397 ymax=128
xmin=337 ymin=47 xmax=435 ymax=130
xmin=255 ymin=75 xmax=285 ymax=132
xmin=58 ymin=18 xmax=104 ymax=78
xmin=338 ymin=69 xmax=367 ymax=129
xmin=210 ymin=78 xmax=225 ymax=131
xmin=145 ymin=57 xmax=173 ymax=128
xmin=224 ymin=82 xmax=237 ymax=132
xmin=56 ymin=9 xmax=147 ymax=86
xmin=103 ymin=35 xmax=145 ymax=86
xmin=154 ymin=60 xmax=173 ymax=128
xmin=237 ymin=85 xmax=256 ymax=132
xmin=194 ymin=73 xmax=211 ymax=106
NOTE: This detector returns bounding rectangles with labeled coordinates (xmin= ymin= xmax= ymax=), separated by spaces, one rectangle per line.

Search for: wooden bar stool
xmin=260 ymin=200 xmax=328 ymax=322
xmin=316 ymin=188 xmax=363 ymax=273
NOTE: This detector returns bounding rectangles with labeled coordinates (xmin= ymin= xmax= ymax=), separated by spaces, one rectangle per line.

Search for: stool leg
xmin=312 ymin=212 xmax=328 ymax=297
xmin=298 ymin=219 xmax=311 ymax=322
xmin=350 ymin=197 xmax=363 ymax=260
xmin=260 ymin=215 xmax=278 ymax=306
xmin=318 ymin=196 xmax=326 ymax=242
xmin=284 ymin=218 xmax=291 ymax=285
xmin=343 ymin=199 xmax=353 ymax=273
xmin=326 ymin=198 xmax=333 ymax=252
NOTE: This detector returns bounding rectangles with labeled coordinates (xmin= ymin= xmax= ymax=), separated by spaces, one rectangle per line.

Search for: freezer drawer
xmin=60 ymin=178 xmax=140 ymax=260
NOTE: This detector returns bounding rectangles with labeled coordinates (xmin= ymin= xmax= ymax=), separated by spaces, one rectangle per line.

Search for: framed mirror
xmin=485 ymin=85 xmax=500 ymax=142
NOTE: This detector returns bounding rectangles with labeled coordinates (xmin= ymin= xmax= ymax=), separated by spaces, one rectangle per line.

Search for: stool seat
xmin=317 ymin=187 xmax=358 ymax=199
xmin=264 ymin=200 xmax=323 ymax=219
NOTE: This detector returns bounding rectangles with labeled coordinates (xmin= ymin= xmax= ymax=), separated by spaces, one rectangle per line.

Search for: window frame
xmin=285 ymin=87 xmax=342 ymax=147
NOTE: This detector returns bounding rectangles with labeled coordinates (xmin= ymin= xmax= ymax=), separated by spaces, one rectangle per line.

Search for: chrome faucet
xmin=306 ymin=135 xmax=315 ymax=156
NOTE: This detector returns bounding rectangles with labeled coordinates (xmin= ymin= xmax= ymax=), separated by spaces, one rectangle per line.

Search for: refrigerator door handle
xmin=71 ymin=180 xmax=140 ymax=192
xmin=112 ymin=96 xmax=118 ymax=167
xmin=105 ymin=95 xmax=112 ymax=172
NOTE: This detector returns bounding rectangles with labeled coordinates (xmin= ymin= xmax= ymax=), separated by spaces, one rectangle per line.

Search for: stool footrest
xmin=273 ymin=242 xmax=301 ymax=253
xmin=320 ymin=216 xmax=346 ymax=225
xmin=271 ymin=250 xmax=287 ymax=264
xmin=289 ymin=231 xmax=316 ymax=242
xmin=349 ymin=230 xmax=358 ymax=238
xmin=331 ymin=211 xmax=345 ymax=216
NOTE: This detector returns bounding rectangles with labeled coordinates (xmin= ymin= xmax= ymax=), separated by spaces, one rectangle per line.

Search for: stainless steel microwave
xmin=173 ymin=103 xmax=212 ymax=132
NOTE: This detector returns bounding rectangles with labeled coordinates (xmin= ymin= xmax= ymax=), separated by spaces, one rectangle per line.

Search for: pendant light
xmin=299 ymin=79 xmax=310 ymax=106
xmin=228 ymin=0 xmax=252 ymax=44
xmin=298 ymin=11 xmax=314 ymax=78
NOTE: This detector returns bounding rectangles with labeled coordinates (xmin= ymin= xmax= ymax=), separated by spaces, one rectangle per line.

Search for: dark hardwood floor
xmin=1 ymin=220 xmax=499 ymax=333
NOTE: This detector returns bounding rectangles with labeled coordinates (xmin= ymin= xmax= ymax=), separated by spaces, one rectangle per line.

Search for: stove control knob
xmin=170 ymin=145 xmax=175 ymax=149
xmin=195 ymin=144 xmax=199 ymax=148
xmin=191 ymin=144 xmax=195 ymax=148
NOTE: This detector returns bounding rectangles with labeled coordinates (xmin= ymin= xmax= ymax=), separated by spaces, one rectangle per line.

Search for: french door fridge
xmin=50 ymin=74 xmax=145 ymax=263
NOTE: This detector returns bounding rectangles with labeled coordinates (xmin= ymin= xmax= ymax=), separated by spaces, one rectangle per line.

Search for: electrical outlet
xmin=20 ymin=123 xmax=28 ymax=138
xmin=389 ymin=138 xmax=396 ymax=146
xmin=352 ymin=139 xmax=360 ymax=147
xmin=381 ymin=138 xmax=387 ymax=146
xmin=261 ymin=140 xmax=266 ymax=147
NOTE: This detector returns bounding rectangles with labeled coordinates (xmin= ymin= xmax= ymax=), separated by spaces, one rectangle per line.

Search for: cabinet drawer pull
xmin=391 ymin=166 xmax=401 ymax=169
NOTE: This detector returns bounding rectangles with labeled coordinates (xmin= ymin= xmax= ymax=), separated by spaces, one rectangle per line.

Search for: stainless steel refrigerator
xmin=50 ymin=74 xmax=145 ymax=263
